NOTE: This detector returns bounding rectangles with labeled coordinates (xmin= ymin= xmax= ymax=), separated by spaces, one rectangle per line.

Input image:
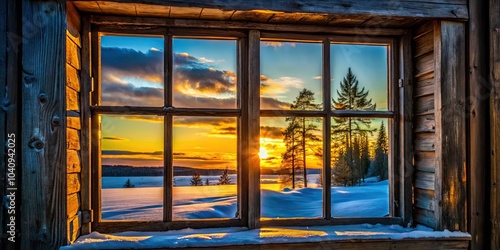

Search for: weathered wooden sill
xmin=61 ymin=225 xmax=471 ymax=250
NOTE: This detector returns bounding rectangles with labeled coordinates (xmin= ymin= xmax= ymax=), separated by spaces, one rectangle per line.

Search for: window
xmin=91 ymin=27 xmax=401 ymax=231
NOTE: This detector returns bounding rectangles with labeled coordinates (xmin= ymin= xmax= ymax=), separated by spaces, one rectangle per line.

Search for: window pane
xmin=331 ymin=117 xmax=389 ymax=217
xmin=100 ymin=114 xmax=164 ymax=221
xmin=173 ymin=39 xmax=237 ymax=108
xmin=172 ymin=116 xmax=238 ymax=220
xmin=260 ymin=117 xmax=323 ymax=218
xmin=101 ymin=36 xmax=164 ymax=106
xmin=331 ymin=44 xmax=388 ymax=111
xmin=260 ymin=41 xmax=323 ymax=110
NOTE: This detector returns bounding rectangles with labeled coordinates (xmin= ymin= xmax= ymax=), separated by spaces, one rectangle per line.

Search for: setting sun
xmin=259 ymin=147 xmax=268 ymax=159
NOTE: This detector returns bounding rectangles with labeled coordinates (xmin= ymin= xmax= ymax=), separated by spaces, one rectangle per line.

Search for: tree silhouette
xmin=280 ymin=89 xmax=321 ymax=189
xmin=372 ymin=121 xmax=389 ymax=180
xmin=205 ymin=178 xmax=210 ymax=186
xmin=217 ymin=166 xmax=232 ymax=185
xmin=123 ymin=178 xmax=135 ymax=188
xmin=332 ymin=149 xmax=352 ymax=186
xmin=190 ymin=172 xmax=203 ymax=186
xmin=332 ymin=67 xmax=376 ymax=154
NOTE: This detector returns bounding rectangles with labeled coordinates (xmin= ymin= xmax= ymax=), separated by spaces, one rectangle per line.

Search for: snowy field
xmin=102 ymin=175 xmax=388 ymax=220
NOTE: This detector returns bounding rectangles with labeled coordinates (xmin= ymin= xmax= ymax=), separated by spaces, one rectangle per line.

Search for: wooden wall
xmin=66 ymin=2 xmax=83 ymax=244
xmin=412 ymin=21 xmax=438 ymax=228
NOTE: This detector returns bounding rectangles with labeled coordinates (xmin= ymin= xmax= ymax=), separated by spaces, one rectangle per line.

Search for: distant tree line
xmin=102 ymin=165 xmax=236 ymax=177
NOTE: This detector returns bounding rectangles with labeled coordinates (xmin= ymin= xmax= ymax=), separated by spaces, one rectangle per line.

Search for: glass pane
xmin=173 ymin=39 xmax=237 ymax=108
xmin=260 ymin=41 xmax=323 ymax=110
xmin=331 ymin=44 xmax=388 ymax=111
xmin=260 ymin=117 xmax=323 ymax=218
xmin=172 ymin=116 xmax=238 ymax=219
xmin=100 ymin=114 xmax=164 ymax=221
xmin=101 ymin=36 xmax=164 ymax=106
xmin=330 ymin=118 xmax=389 ymax=217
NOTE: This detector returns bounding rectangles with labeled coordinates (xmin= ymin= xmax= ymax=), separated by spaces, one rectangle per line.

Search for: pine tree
xmin=372 ymin=121 xmax=389 ymax=180
xmin=190 ymin=172 xmax=203 ymax=186
xmin=360 ymin=135 xmax=371 ymax=182
xmin=280 ymin=89 xmax=321 ymax=189
xmin=205 ymin=178 xmax=210 ymax=186
xmin=217 ymin=166 xmax=232 ymax=185
xmin=332 ymin=67 xmax=376 ymax=157
xmin=332 ymin=149 xmax=352 ymax=186
xmin=123 ymin=178 xmax=135 ymax=188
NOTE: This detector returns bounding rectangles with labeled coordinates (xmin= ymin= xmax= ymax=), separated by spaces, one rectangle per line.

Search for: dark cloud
xmin=260 ymin=126 xmax=284 ymax=139
xmin=209 ymin=126 xmax=237 ymax=135
xmin=102 ymin=136 xmax=128 ymax=141
xmin=261 ymin=97 xmax=291 ymax=109
xmin=172 ymin=94 xmax=236 ymax=108
xmin=101 ymin=82 xmax=164 ymax=106
xmin=102 ymin=47 xmax=164 ymax=83
xmin=174 ymin=117 xmax=236 ymax=127
xmin=102 ymin=150 xmax=163 ymax=156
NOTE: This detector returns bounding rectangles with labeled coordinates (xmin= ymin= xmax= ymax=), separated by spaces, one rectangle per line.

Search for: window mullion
xmin=323 ymin=38 xmax=332 ymax=220
xmin=164 ymin=34 xmax=173 ymax=222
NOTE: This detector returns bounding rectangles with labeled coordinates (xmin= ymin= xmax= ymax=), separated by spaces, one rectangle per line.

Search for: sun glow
xmin=259 ymin=147 xmax=268 ymax=159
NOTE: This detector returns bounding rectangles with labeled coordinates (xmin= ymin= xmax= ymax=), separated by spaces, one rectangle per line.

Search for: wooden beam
xmin=20 ymin=0 xmax=67 ymax=249
xmin=322 ymin=38 xmax=332 ymax=219
xmin=80 ymin=15 xmax=92 ymax=235
xmin=434 ymin=21 xmax=467 ymax=231
xmin=247 ymin=30 xmax=260 ymax=229
xmin=468 ymin=0 xmax=490 ymax=249
xmin=90 ymin=15 xmax=407 ymax=36
xmin=78 ymin=0 xmax=469 ymax=19
xmin=490 ymin=0 xmax=500 ymax=248
xmin=238 ymin=36 xmax=249 ymax=224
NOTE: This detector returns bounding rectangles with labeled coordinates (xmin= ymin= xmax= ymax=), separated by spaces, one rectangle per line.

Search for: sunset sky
xmin=100 ymin=35 xmax=388 ymax=170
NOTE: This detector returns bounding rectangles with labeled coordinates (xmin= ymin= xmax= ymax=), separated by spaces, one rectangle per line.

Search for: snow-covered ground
xmin=101 ymin=175 xmax=388 ymax=220
xmin=62 ymin=224 xmax=470 ymax=250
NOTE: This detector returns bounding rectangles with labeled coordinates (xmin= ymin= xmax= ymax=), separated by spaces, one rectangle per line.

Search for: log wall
xmin=66 ymin=2 xmax=83 ymax=244
xmin=412 ymin=21 xmax=438 ymax=228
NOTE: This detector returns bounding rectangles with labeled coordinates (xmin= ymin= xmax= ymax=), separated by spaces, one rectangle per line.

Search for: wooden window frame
xmin=85 ymin=15 xmax=412 ymax=233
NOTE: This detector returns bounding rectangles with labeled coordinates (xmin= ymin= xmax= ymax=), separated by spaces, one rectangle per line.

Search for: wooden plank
xmin=67 ymin=86 xmax=80 ymax=111
xmin=413 ymin=21 xmax=434 ymax=39
xmin=67 ymin=37 xmax=81 ymax=70
xmin=67 ymin=116 xmax=81 ymax=130
xmin=491 ymin=0 xmax=500 ymax=248
xmin=67 ymin=128 xmax=80 ymax=150
xmin=414 ymin=52 xmax=434 ymax=78
xmin=72 ymin=1 xmax=102 ymax=13
xmin=67 ymin=2 xmax=81 ymax=47
xmin=135 ymin=3 xmax=170 ymax=17
xmin=414 ymin=151 xmax=436 ymax=173
xmin=414 ymin=207 xmax=437 ymax=229
xmin=414 ymin=188 xmax=436 ymax=211
xmin=67 ymin=193 xmax=80 ymax=217
xmin=414 ymin=114 xmax=436 ymax=133
xmin=169 ymin=6 xmax=202 ymax=19
xmin=97 ymin=1 xmax=136 ymax=16
xmin=97 ymin=220 xmax=241 ymax=233
xmin=260 ymin=217 xmax=403 ymax=227
xmin=20 ymin=1 xmax=67 ymax=249
xmin=200 ymin=8 xmax=234 ymax=20
xmin=415 ymin=170 xmax=435 ymax=190
xmin=468 ymin=0 xmax=490 ymax=249
xmin=231 ymin=10 xmax=274 ymax=22
xmin=67 ymin=149 xmax=81 ymax=173
xmin=90 ymin=16 xmax=407 ymax=36
xmin=268 ymin=13 xmax=304 ymax=24
xmin=434 ymin=21 xmax=467 ymax=231
xmin=414 ymin=78 xmax=434 ymax=98
xmin=67 ymin=212 xmax=81 ymax=243
xmin=67 ymin=173 xmax=81 ymax=195
xmin=85 ymin=0 xmax=469 ymax=19
xmin=80 ymin=15 xmax=92 ymax=235
xmin=66 ymin=63 xmax=81 ymax=91
xmin=414 ymin=95 xmax=435 ymax=115
xmin=247 ymin=30 xmax=261 ymax=229
xmin=413 ymin=31 xmax=433 ymax=58
xmin=328 ymin=17 xmax=367 ymax=26
xmin=414 ymin=133 xmax=435 ymax=152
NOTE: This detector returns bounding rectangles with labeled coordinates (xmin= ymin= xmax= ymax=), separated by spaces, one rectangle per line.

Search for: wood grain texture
xmin=491 ymin=0 xmax=500 ymax=248
xmin=67 ymin=149 xmax=81 ymax=173
xmin=67 ymin=128 xmax=80 ymax=150
xmin=66 ymin=86 xmax=80 ymax=111
xmin=20 ymin=1 xmax=67 ymax=249
xmin=67 ymin=173 xmax=81 ymax=195
xmin=74 ymin=0 xmax=468 ymax=19
xmin=67 ymin=193 xmax=80 ymax=217
xmin=468 ymin=0 xmax=490 ymax=249
xmin=247 ymin=30 xmax=261 ymax=229
xmin=66 ymin=63 xmax=80 ymax=92
xmin=67 ymin=2 xmax=81 ymax=47
xmin=434 ymin=21 xmax=467 ymax=231
xmin=414 ymin=151 xmax=436 ymax=173
xmin=414 ymin=114 xmax=436 ymax=133
xmin=66 ymin=37 xmax=81 ymax=70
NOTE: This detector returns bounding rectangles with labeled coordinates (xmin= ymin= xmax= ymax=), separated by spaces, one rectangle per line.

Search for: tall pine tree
xmin=218 ymin=166 xmax=232 ymax=185
xmin=280 ymin=89 xmax=321 ymax=189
